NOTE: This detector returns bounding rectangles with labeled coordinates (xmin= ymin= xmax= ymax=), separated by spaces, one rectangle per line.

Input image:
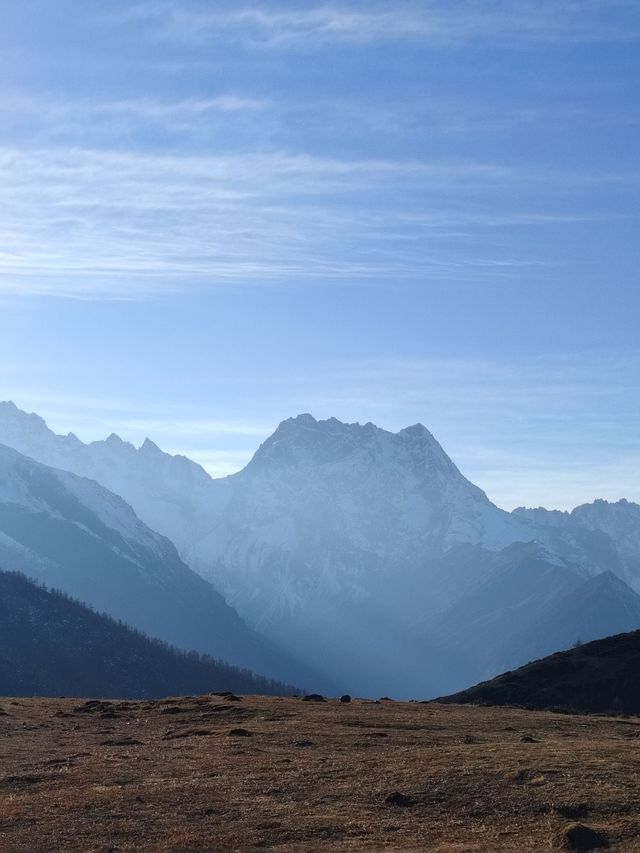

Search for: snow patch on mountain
xmin=0 ymin=441 xmax=318 ymax=688
xmin=3 ymin=401 xmax=640 ymax=695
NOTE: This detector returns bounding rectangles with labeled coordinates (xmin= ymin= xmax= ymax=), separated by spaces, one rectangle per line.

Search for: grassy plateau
xmin=1 ymin=694 xmax=638 ymax=851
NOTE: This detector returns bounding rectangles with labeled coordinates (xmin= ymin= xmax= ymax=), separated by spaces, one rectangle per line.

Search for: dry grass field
xmin=1 ymin=693 xmax=639 ymax=851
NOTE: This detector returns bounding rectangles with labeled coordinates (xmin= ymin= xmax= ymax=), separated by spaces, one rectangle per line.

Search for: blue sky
xmin=1 ymin=0 xmax=639 ymax=509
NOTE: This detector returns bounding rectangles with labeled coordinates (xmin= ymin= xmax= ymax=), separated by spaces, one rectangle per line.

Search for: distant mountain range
xmin=0 ymin=440 xmax=319 ymax=691
xmin=0 ymin=570 xmax=296 ymax=698
xmin=438 ymin=626 xmax=640 ymax=716
xmin=1 ymin=400 xmax=639 ymax=697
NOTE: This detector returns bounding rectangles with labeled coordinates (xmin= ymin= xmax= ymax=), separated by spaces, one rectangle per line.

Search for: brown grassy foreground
xmin=1 ymin=694 xmax=640 ymax=851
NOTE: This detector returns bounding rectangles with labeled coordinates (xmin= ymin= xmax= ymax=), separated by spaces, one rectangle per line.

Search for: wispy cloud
xmin=5 ymin=93 xmax=271 ymax=125
xmin=303 ymin=353 xmax=640 ymax=442
xmin=9 ymin=89 xmax=635 ymax=153
xmin=121 ymin=1 xmax=640 ymax=48
xmin=114 ymin=417 xmax=273 ymax=438
xmin=1 ymin=143 xmax=588 ymax=298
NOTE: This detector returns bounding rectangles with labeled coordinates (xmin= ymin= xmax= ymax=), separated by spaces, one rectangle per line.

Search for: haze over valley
xmin=2 ymin=401 xmax=639 ymax=699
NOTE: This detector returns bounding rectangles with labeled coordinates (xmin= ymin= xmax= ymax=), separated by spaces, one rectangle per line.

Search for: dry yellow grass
xmin=1 ymin=694 xmax=639 ymax=851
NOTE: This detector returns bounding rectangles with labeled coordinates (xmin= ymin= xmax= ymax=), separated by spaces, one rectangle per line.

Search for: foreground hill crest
xmin=439 ymin=625 xmax=640 ymax=716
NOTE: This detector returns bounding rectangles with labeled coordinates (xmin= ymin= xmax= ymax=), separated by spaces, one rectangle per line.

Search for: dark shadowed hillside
xmin=437 ymin=629 xmax=640 ymax=715
xmin=0 ymin=570 xmax=296 ymax=699
xmin=0 ymin=442 xmax=321 ymax=690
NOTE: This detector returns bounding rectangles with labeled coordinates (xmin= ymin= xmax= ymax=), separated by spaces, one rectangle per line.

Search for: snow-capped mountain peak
xmin=0 ymin=401 xmax=218 ymax=551
xmin=2 ymin=401 xmax=640 ymax=696
xmin=247 ymin=413 xmax=468 ymax=487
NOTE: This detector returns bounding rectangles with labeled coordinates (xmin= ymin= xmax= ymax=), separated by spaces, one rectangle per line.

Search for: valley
xmin=2 ymin=403 xmax=640 ymax=698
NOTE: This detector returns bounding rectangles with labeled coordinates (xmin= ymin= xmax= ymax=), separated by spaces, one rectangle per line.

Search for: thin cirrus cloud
xmin=9 ymin=90 xmax=632 ymax=147
xmin=113 ymin=417 xmax=274 ymax=438
xmin=0 ymin=144 xmax=578 ymax=298
xmin=299 ymin=352 xmax=640 ymax=429
xmin=6 ymin=93 xmax=272 ymax=124
xmin=121 ymin=1 xmax=640 ymax=47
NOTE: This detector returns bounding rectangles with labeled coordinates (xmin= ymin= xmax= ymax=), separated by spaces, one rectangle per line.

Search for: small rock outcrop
xmin=384 ymin=791 xmax=412 ymax=808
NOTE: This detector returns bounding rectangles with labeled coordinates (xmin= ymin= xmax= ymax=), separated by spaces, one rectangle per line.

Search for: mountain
xmin=437 ymin=626 xmax=640 ymax=715
xmin=416 ymin=546 xmax=640 ymax=691
xmin=191 ymin=415 xmax=531 ymax=614
xmin=0 ymin=442 xmax=318 ymax=690
xmin=0 ymin=405 xmax=536 ymax=695
xmin=421 ymin=542 xmax=584 ymax=686
xmin=0 ymin=407 xmax=536 ymax=610
xmin=513 ymin=500 xmax=640 ymax=590
xmin=0 ymin=404 xmax=530 ymax=566
xmin=504 ymin=569 xmax=640 ymax=669
xmin=185 ymin=415 xmax=540 ymax=695
xmin=0 ymin=570 xmax=296 ymax=698
xmin=0 ymin=401 xmax=220 ymax=556
xmin=2 ymin=402 xmax=639 ymax=696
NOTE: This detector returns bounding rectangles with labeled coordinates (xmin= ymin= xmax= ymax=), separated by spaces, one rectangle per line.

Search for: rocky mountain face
xmin=0 ymin=442 xmax=317 ymax=690
xmin=513 ymin=500 xmax=640 ymax=590
xmin=0 ymin=401 xmax=222 ymax=555
xmin=189 ymin=415 xmax=534 ymax=620
xmin=1 ymin=401 xmax=639 ymax=697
